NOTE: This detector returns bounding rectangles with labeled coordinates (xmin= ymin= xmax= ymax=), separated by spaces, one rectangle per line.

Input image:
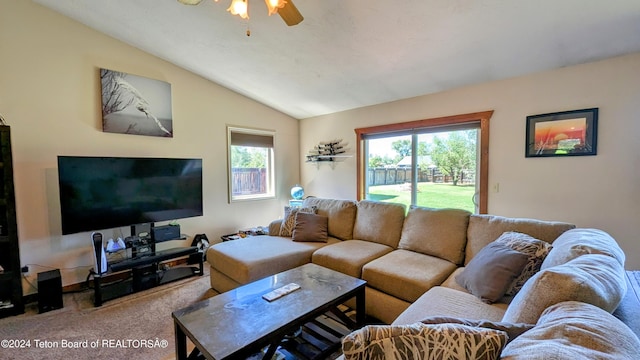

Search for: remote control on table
xmin=262 ymin=283 xmax=301 ymax=302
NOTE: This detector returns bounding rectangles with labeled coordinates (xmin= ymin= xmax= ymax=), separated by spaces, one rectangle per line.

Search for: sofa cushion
xmin=207 ymin=235 xmax=332 ymax=284
xmin=342 ymin=322 xmax=507 ymax=360
xmin=291 ymin=212 xmax=328 ymax=242
xmin=302 ymin=198 xmax=357 ymax=240
xmin=501 ymin=301 xmax=640 ymax=360
xmin=398 ymin=206 xmax=470 ymax=264
xmin=279 ymin=206 xmax=317 ymax=237
xmin=312 ymin=240 xmax=394 ymax=278
xmin=465 ymin=215 xmax=574 ymax=266
xmin=362 ymin=249 xmax=457 ymax=303
xmin=495 ymin=232 xmax=553 ymax=297
xmin=456 ymin=241 xmax=530 ymax=304
xmin=441 ymin=267 xmax=468 ymax=293
xmin=393 ymin=286 xmax=508 ymax=325
xmin=502 ymin=254 xmax=627 ymax=324
xmin=353 ymin=200 xmax=406 ymax=248
xmin=541 ymin=228 xmax=625 ymax=270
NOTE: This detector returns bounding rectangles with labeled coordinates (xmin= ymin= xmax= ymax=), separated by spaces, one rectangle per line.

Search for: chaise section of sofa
xmin=207 ymin=235 xmax=334 ymax=293
xmin=206 ymin=198 xmax=358 ymax=293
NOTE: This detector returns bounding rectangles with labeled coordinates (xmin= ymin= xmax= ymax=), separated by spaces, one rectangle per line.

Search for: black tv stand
xmin=93 ymin=246 xmax=203 ymax=306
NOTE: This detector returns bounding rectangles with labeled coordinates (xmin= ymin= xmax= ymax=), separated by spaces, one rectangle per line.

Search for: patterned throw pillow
xmin=279 ymin=206 xmax=317 ymax=237
xmin=342 ymin=322 xmax=507 ymax=360
xmin=495 ymin=232 xmax=552 ymax=297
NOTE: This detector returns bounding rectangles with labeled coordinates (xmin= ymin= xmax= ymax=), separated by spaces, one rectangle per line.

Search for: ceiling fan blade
xmin=177 ymin=0 xmax=204 ymax=5
xmin=278 ymin=0 xmax=304 ymax=26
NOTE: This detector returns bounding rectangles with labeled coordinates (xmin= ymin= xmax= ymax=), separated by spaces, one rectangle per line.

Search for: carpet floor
xmin=0 ymin=267 xmax=216 ymax=360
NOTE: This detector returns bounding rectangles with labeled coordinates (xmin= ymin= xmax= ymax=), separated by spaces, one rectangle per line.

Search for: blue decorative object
xmin=290 ymin=184 xmax=304 ymax=200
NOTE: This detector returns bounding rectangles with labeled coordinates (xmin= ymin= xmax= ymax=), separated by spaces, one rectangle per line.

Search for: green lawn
xmin=367 ymin=182 xmax=476 ymax=212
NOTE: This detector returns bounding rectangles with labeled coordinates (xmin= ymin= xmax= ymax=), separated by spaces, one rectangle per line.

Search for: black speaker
xmin=132 ymin=264 xmax=158 ymax=291
xmin=152 ymin=224 xmax=181 ymax=242
xmin=38 ymin=269 xmax=63 ymax=313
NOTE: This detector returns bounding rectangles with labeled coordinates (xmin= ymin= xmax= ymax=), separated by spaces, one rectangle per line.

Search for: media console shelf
xmin=93 ymin=246 xmax=203 ymax=306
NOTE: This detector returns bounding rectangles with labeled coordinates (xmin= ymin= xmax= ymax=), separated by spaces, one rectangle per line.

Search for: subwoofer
xmin=38 ymin=269 xmax=63 ymax=313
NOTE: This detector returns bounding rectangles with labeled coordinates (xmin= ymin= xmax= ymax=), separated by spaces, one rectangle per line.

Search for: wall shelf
xmin=306 ymin=139 xmax=351 ymax=169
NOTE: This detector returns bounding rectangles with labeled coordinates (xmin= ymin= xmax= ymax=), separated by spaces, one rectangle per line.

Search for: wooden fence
xmin=367 ymin=167 xmax=475 ymax=186
xmin=231 ymin=168 xmax=266 ymax=195
xmin=232 ymin=167 xmax=474 ymax=194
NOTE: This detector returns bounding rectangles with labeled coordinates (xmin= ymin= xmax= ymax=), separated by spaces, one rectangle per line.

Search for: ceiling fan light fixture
xmin=265 ymin=0 xmax=287 ymax=16
xmin=227 ymin=0 xmax=249 ymax=19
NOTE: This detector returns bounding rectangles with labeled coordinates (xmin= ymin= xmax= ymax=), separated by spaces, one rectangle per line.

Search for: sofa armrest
xmin=269 ymin=219 xmax=282 ymax=236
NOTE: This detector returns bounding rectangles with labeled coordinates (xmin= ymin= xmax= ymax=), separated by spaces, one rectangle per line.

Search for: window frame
xmin=354 ymin=111 xmax=492 ymax=213
xmin=227 ymin=126 xmax=276 ymax=203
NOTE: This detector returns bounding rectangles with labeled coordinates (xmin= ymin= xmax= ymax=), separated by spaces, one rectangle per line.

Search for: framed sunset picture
xmin=525 ymin=108 xmax=598 ymax=157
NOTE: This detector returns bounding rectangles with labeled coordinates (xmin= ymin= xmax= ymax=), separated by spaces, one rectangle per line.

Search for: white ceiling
xmin=33 ymin=0 xmax=640 ymax=119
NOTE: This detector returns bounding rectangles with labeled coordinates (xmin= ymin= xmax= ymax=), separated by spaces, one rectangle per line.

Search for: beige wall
xmin=1 ymin=2 xmax=299 ymax=292
xmin=301 ymin=52 xmax=640 ymax=270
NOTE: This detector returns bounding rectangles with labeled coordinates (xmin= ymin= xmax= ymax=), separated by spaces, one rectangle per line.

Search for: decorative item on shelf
xmin=306 ymin=139 xmax=352 ymax=168
xmin=290 ymin=184 xmax=304 ymax=200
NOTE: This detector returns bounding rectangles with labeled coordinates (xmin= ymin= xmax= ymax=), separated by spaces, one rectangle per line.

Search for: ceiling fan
xmin=178 ymin=0 xmax=304 ymax=26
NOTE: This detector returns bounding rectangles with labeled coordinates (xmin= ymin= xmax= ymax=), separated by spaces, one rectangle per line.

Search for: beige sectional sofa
xmin=206 ymin=198 xmax=640 ymax=358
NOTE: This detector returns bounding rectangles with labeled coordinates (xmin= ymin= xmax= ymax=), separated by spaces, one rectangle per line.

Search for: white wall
xmin=300 ymin=53 xmax=640 ymax=270
xmin=1 ymin=2 xmax=299 ymax=292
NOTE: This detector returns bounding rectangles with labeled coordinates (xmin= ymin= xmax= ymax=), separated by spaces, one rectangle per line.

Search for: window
xmin=355 ymin=111 xmax=492 ymax=213
xmin=227 ymin=126 xmax=275 ymax=202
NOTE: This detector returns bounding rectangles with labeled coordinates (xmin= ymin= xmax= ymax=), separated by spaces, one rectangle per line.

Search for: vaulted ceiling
xmin=33 ymin=0 xmax=640 ymax=119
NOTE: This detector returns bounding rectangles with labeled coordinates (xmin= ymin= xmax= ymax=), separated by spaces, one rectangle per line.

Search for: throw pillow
xmin=502 ymin=301 xmax=640 ymax=359
xmin=501 ymin=254 xmax=626 ymax=324
xmin=456 ymin=241 xmax=529 ymax=304
xmin=494 ymin=231 xmax=552 ymax=297
xmin=342 ymin=322 xmax=507 ymax=360
xmin=291 ymin=212 xmax=328 ymax=242
xmin=279 ymin=206 xmax=317 ymax=237
xmin=419 ymin=316 xmax=534 ymax=344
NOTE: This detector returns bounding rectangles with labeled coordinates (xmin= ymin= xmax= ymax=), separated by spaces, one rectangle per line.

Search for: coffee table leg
xmin=356 ymin=287 xmax=366 ymax=328
xmin=175 ymin=321 xmax=187 ymax=360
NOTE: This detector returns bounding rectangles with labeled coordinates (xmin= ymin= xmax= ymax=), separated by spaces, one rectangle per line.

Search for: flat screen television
xmin=58 ymin=156 xmax=203 ymax=235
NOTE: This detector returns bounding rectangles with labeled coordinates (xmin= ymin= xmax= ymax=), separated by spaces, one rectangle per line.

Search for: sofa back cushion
xmin=353 ymin=200 xmax=406 ymax=248
xmin=302 ymin=198 xmax=357 ymax=240
xmin=465 ymin=215 xmax=575 ymax=265
xmin=398 ymin=206 xmax=470 ymax=264
xmin=502 ymin=254 xmax=627 ymax=324
xmin=541 ymin=228 xmax=625 ymax=270
xmin=501 ymin=301 xmax=640 ymax=360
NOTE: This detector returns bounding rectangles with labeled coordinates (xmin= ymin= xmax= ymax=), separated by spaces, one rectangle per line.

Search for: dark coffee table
xmin=172 ymin=263 xmax=366 ymax=360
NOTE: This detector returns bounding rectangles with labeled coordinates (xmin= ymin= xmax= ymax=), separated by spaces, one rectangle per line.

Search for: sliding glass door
xmin=356 ymin=111 xmax=492 ymax=214
xmin=364 ymin=129 xmax=478 ymax=212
